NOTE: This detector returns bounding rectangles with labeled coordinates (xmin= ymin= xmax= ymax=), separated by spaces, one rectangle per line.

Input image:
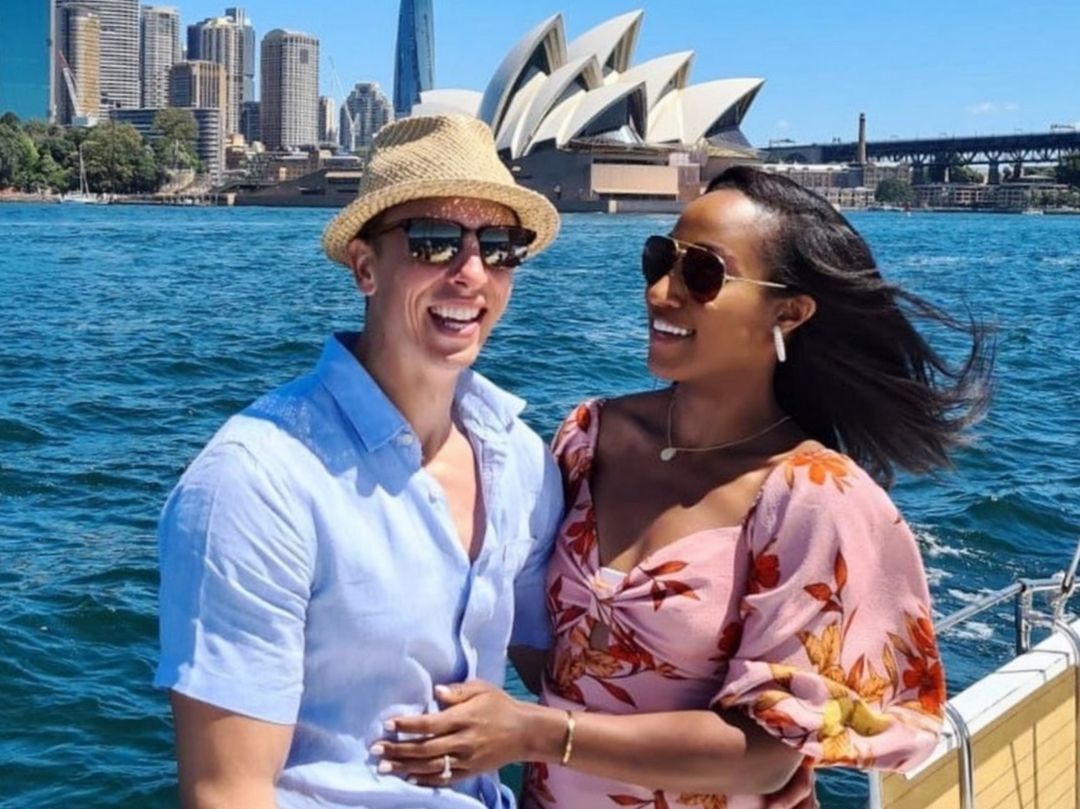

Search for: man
xmin=155 ymin=114 xmax=564 ymax=808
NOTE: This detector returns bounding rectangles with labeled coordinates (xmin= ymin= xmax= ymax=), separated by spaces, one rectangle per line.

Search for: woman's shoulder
xmin=759 ymin=440 xmax=900 ymax=522
xmin=553 ymin=390 xmax=666 ymax=446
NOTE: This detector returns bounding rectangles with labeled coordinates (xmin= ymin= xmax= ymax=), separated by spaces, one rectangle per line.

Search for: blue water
xmin=1 ymin=204 xmax=1077 ymax=808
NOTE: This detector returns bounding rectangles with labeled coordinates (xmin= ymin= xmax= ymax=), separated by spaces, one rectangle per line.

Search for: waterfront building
xmin=259 ymin=29 xmax=319 ymax=151
xmin=421 ymin=11 xmax=762 ymax=159
xmin=318 ymin=95 xmax=336 ymax=145
xmin=168 ymin=60 xmax=226 ymax=112
xmin=140 ymin=6 xmax=181 ymax=109
xmin=339 ymin=81 xmax=393 ymax=151
xmin=240 ymin=99 xmax=260 ymax=144
xmin=0 ymin=2 xmax=55 ymax=121
xmin=55 ymin=3 xmax=102 ymax=125
xmin=761 ymin=161 xmax=911 ymax=208
xmin=393 ymin=0 xmax=433 ymax=119
xmin=57 ymin=0 xmax=139 ymax=111
xmin=110 ymin=106 xmax=223 ymax=179
xmin=411 ymin=11 xmax=763 ymax=209
xmin=188 ymin=15 xmax=244 ymax=135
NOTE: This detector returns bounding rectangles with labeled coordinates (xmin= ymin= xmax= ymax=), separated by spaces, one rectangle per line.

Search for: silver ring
xmin=440 ymin=754 xmax=453 ymax=781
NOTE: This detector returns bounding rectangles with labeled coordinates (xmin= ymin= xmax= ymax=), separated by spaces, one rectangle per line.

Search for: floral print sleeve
xmin=715 ymin=449 xmax=945 ymax=772
xmin=550 ymin=400 xmax=599 ymax=508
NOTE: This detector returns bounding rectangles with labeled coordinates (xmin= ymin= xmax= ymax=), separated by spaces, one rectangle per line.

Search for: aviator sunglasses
xmin=642 ymin=234 xmax=788 ymax=303
xmin=365 ymin=217 xmax=537 ymax=270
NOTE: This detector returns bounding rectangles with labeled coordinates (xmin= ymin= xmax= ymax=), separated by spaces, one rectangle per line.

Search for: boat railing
xmin=903 ymin=535 xmax=1080 ymax=809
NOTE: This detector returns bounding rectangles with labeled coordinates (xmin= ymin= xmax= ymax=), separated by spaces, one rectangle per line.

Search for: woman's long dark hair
xmin=706 ymin=166 xmax=994 ymax=486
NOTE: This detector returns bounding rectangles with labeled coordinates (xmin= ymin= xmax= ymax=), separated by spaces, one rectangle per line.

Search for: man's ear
xmin=776 ymin=293 xmax=816 ymax=338
xmin=346 ymin=237 xmax=377 ymax=296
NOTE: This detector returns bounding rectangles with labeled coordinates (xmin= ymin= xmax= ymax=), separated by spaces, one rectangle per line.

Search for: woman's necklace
xmin=659 ymin=389 xmax=792 ymax=462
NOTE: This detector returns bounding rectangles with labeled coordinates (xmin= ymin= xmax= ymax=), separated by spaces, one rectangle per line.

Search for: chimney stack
xmin=857 ymin=112 xmax=868 ymax=165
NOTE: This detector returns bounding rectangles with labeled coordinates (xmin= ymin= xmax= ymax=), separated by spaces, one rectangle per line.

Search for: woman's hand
xmin=374 ymin=681 xmax=561 ymax=787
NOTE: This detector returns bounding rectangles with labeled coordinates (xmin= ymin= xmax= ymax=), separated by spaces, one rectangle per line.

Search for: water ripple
xmin=1 ymin=204 xmax=1078 ymax=808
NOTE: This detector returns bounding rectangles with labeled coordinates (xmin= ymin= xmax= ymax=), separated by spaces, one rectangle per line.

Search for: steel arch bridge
xmin=763 ymin=131 xmax=1080 ymax=182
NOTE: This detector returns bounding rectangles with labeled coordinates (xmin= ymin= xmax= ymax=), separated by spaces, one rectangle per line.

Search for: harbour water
xmin=1 ymin=205 xmax=1077 ymax=807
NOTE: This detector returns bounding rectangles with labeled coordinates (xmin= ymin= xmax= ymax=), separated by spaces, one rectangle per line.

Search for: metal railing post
xmin=943 ymin=702 xmax=975 ymax=809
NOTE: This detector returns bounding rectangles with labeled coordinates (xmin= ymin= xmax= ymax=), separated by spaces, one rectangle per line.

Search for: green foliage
xmin=1057 ymin=153 xmax=1080 ymax=189
xmin=32 ymin=149 xmax=69 ymax=190
xmin=152 ymin=108 xmax=200 ymax=171
xmin=81 ymin=122 xmax=165 ymax=194
xmin=0 ymin=115 xmax=208 ymax=194
xmin=948 ymin=164 xmax=983 ymax=184
xmin=0 ymin=122 xmax=38 ymax=187
xmin=153 ymin=108 xmax=198 ymax=146
xmin=874 ymin=177 xmax=915 ymax=205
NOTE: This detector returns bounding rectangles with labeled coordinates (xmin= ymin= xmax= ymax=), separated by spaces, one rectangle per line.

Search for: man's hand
xmin=171 ymin=691 xmax=294 ymax=809
xmin=374 ymin=681 xmax=534 ymax=786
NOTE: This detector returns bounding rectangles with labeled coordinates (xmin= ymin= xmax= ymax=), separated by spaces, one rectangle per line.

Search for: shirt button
xmin=397 ymin=434 xmax=414 ymax=446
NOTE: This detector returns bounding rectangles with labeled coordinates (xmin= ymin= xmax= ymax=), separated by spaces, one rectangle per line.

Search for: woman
xmin=373 ymin=167 xmax=993 ymax=807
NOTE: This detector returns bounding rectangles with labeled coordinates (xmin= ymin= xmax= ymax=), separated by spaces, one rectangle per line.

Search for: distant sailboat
xmin=60 ymin=144 xmax=107 ymax=204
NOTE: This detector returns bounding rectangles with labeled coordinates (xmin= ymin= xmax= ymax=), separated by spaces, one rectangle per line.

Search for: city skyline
xmin=172 ymin=0 xmax=1079 ymax=148
xmin=1 ymin=0 xmax=1076 ymax=151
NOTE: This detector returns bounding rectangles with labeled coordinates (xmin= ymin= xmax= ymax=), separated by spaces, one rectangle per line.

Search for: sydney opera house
xmin=413 ymin=10 xmax=764 ymax=210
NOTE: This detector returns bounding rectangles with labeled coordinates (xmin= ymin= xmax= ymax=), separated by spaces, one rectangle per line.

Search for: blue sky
xmin=182 ymin=0 xmax=1079 ymax=147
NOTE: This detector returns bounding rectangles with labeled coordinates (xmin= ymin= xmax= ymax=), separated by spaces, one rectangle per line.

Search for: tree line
xmin=0 ymin=108 xmax=202 ymax=195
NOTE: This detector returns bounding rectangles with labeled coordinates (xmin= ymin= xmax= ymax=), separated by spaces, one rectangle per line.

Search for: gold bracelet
xmin=560 ymin=710 xmax=576 ymax=765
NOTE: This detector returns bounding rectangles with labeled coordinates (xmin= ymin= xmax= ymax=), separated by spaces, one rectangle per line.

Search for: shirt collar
xmin=315 ymin=333 xmax=526 ymax=453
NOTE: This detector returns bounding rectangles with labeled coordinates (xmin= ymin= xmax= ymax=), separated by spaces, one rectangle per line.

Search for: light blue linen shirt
xmin=155 ymin=333 xmax=563 ymax=809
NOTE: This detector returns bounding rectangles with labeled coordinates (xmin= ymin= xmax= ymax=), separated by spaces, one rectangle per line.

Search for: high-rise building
xmin=57 ymin=0 xmax=139 ymax=111
xmin=240 ymin=99 xmax=260 ymax=144
xmin=0 ymin=2 xmax=55 ymax=121
xmin=55 ymin=3 xmax=102 ymax=124
xmin=188 ymin=15 xmax=243 ymax=136
xmin=168 ymin=60 xmax=227 ymax=172
xmin=393 ymin=0 xmax=433 ymax=119
xmin=225 ymin=7 xmax=256 ymax=103
xmin=260 ymin=29 xmax=318 ymax=151
xmin=140 ymin=5 xmax=181 ymax=109
xmin=318 ymin=95 xmax=336 ymax=145
xmin=168 ymin=60 xmax=226 ymax=111
xmin=186 ymin=22 xmax=201 ymax=60
xmin=340 ymin=81 xmax=393 ymax=151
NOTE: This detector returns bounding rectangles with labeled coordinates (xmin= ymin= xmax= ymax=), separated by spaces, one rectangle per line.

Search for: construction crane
xmin=327 ymin=55 xmax=359 ymax=151
xmin=55 ymin=48 xmax=97 ymax=127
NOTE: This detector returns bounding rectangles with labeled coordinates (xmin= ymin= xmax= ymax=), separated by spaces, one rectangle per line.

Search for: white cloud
xmin=966 ymin=101 xmax=1020 ymax=115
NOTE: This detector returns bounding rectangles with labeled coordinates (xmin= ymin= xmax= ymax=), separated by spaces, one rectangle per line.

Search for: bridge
xmin=761 ymin=131 xmax=1080 ymax=183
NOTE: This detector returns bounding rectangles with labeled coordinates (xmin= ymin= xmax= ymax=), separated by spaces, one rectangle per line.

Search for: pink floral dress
xmin=523 ymin=400 xmax=944 ymax=809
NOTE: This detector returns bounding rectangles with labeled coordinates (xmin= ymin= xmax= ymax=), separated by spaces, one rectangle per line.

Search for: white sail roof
xmin=565 ymin=10 xmax=643 ymax=75
xmin=649 ymin=78 xmax=764 ymax=145
xmin=478 ymin=14 xmax=566 ymax=134
xmin=510 ymin=55 xmax=603 ymax=158
xmin=424 ymin=11 xmax=763 ymax=156
xmin=616 ymin=51 xmax=694 ymax=113
xmin=561 ymin=81 xmax=647 ymax=146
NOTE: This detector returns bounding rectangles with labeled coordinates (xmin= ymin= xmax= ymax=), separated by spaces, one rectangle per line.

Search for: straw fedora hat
xmin=322 ymin=114 xmax=560 ymax=267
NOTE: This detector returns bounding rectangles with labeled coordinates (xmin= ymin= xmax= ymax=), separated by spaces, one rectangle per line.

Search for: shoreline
xmin=3 ymin=189 xmax=1079 ymax=216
